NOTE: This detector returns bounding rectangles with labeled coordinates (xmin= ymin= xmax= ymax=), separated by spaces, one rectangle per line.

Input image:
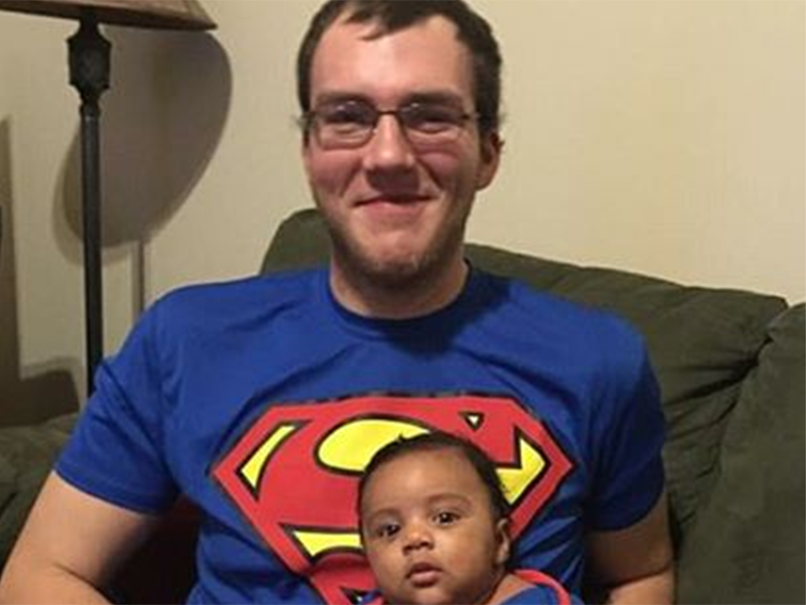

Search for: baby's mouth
xmin=406 ymin=561 xmax=443 ymax=587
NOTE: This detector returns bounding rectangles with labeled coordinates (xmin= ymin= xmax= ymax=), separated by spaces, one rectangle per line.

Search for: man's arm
xmin=0 ymin=472 xmax=160 ymax=604
xmin=586 ymin=491 xmax=675 ymax=605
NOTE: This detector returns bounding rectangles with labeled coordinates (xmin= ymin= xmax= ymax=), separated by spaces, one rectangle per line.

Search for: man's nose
xmin=362 ymin=114 xmax=417 ymax=173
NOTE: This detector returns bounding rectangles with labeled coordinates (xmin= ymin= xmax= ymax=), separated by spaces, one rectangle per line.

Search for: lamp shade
xmin=0 ymin=0 xmax=215 ymax=30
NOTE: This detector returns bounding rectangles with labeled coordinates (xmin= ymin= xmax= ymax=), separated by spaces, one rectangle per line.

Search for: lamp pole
xmin=68 ymin=13 xmax=109 ymax=393
xmin=0 ymin=0 xmax=215 ymax=395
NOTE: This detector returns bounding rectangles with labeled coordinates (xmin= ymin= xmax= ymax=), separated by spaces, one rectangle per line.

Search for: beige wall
xmin=0 ymin=0 xmax=803 ymax=421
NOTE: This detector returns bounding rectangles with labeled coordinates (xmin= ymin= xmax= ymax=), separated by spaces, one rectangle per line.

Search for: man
xmin=0 ymin=1 xmax=674 ymax=603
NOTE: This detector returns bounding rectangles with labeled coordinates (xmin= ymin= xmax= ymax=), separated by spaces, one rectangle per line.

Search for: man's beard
xmin=323 ymin=213 xmax=468 ymax=295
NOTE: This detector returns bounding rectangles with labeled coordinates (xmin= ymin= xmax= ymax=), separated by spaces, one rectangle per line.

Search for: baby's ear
xmin=494 ymin=518 xmax=511 ymax=566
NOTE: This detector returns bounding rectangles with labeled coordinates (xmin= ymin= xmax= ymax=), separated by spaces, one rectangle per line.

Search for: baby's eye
xmin=375 ymin=523 xmax=401 ymax=539
xmin=434 ymin=511 xmax=460 ymax=526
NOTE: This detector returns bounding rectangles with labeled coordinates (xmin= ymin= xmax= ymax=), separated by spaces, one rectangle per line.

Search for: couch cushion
xmin=462 ymin=242 xmax=788 ymax=534
xmin=260 ymin=207 xmax=789 ymax=546
xmin=262 ymin=208 xmax=332 ymax=274
xmin=675 ymin=304 xmax=805 ymax=603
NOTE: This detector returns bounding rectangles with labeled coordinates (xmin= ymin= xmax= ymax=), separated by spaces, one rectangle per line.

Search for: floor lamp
xmin=0 ymin=0 xmax=216 ymax=394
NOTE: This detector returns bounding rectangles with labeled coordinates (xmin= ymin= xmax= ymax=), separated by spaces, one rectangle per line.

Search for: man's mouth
xmin=352 ymin=195 xmax=433 ymax=225
xmin=355 ymin=194 xmax=429 ymax=207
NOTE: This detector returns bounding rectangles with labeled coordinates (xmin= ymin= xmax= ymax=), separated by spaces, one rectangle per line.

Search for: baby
xmin=357 ymin=431 xmax=582 ymax=605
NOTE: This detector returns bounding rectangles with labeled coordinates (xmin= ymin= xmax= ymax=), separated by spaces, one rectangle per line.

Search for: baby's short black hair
xmin=357 ymin=430 xmax=510 ymax=523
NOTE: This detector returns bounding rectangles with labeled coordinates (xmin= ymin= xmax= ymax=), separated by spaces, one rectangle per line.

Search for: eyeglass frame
xmin=300 ymin=98 xmax=485 ymax=150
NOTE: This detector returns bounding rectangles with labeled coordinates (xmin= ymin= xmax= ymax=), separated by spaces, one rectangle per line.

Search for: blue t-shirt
xmin=57 ymin=267 xmax=664 ymax=604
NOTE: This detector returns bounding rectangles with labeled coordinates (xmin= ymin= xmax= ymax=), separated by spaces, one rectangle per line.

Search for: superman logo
xmin=212 ymin=393 xmax=572 ymax=604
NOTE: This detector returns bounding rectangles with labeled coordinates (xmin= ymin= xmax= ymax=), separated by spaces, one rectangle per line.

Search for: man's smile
xmin=354 ymin=195 xmax=434 ymax=223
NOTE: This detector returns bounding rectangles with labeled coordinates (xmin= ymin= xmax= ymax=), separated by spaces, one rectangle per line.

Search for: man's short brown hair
xmin=296 ymin=0 xmax=502 ymax=135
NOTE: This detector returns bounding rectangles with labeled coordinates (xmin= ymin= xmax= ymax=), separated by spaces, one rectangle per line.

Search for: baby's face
xmin=360 ymin=448 xmax=509 ymax=604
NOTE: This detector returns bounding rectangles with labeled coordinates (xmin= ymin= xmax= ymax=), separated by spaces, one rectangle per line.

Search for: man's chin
xmin=329 ymin=228 xmax=455 ymax=291
xmin=359 ymin=257 xmax=431 ymax=290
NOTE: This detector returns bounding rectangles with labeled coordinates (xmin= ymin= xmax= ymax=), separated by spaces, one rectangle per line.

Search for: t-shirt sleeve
xmin=587 ymin=324 xmax=666 ymax=531
xmin=56 ymin=302 xmax=178 ymax=514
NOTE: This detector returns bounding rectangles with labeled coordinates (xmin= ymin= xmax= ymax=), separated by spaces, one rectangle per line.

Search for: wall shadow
xmin=1 ymin=25 xmax=230 ymax=425
xmin=55 ymin=26 xmax=231 ymax=316
xmin=0 ymin=119 xmax=79 ymax=428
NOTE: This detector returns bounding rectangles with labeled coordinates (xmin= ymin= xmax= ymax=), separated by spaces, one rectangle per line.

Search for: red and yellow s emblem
xmin=212 ymin=393 xmax=572 ymax=604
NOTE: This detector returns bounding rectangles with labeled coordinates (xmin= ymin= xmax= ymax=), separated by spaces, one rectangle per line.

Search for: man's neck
xmin=328 ymin=257 xmax=470 ymax=320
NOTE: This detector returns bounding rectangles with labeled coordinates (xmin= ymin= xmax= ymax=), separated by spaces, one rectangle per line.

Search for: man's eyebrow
xmin=311 ymin=91 xmax=371 ymax=107
xmin=311 ymin=90 xmax=467 ymax=108
xmin=403 ymin=91 xmax=466 ymax=107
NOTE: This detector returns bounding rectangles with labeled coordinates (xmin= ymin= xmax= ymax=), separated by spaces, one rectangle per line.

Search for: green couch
xmin=1 ymin=207 xmax=804 ymax=603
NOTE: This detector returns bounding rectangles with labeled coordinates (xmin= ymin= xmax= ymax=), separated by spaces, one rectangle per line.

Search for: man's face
xmin=302 ymin=14 xmax=500 ymax=298
xmin=360 ymin=448 xmax=509 ymax=605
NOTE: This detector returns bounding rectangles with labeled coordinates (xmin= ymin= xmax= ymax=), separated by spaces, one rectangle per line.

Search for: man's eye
xmin=321 ymin=103 xmax=374 ymax=126
xmin=405 ymin=105 xmax=461 ymax=131
xmin=434 ymin=511 xmax=460 ymax=525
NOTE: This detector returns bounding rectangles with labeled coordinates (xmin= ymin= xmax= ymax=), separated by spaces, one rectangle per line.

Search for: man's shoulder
xmin=481 ymin=270 xmax=640 ymax=343
xmin=140 ymin=268 xmax=325 ymax=335
xmin=157 ymin=268 xmax=322 ymax=310
xmin=475 ymin=270 xmax=651 ymax=382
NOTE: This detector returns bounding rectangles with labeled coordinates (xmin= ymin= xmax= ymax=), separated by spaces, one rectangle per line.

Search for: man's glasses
xmin=302 ymin=99 xmax=480 ymax=150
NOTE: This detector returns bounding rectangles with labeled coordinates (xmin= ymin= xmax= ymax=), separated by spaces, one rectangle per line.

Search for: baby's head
xmin=358 ymin=431 xmax=512 ymax=604
xmin=358 ymin=431 xmax=510 ymax=521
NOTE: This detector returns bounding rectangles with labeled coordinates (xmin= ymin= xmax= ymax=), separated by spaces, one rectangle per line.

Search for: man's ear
xmin=494 ymin=517 xmax=512 ymax=567
xmin=476 ymin=131 xmax=503 ymax=191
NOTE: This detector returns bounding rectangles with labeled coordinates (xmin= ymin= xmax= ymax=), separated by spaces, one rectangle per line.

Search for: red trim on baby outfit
xmin=514 ymin=568 xmax=573 ymax=605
